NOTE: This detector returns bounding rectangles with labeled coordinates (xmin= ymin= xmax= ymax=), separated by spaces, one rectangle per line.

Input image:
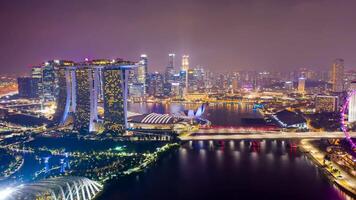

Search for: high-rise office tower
xmin=42 ymin=60 xmax=61 ymax=102
xmin=298 ymin=77 xmax=306 ymax=94
xmin=165 ymin=53 xmax=175 ymax=83
xmin=137 ymin=54 xmax=148 ymax=95
xmin=232 ymin=78 xmax=238 ymax=93
xmin=148 ymin=72 xmax=164 ymax=97
xmin=17 ymin=77 xmax=40 ymax=98
xmin=181 ymin=55 xmax=190 ymax=95
xmin=331 ymin=58 xmax=344 ymax=92
xmin=194 ymin=67 xmax=205 ymax=92
xmin=31 ymin=66 xmax=43 ymax=98
xmin=284 ymin=81 xmax=293 ymax=91
xmin=181 ymin=55 xmax=189 ymax=71
xmin=349 ymin=81 xmax=356 ymax=123
xmin=168 ymin=53 xmax=175 ymax=71
xmin=187 ymin=69 xmax=196 ymax=93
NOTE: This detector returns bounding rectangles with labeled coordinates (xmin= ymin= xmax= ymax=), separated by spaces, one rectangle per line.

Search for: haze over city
xmin=1 ymin=0 xmax=356 ymax=75
xmin=0 ymin=1 xmax=356 ymax=200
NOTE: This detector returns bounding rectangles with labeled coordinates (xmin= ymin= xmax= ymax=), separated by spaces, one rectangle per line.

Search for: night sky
xmin=1 ymin=0 xmax=356 ymax=75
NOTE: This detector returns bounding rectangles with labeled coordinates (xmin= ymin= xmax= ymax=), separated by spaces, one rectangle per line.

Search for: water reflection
xmin=101 ymin=139 xmax=352 ymax=200
xmin=128 ymin=102 xmax=263 ymax=126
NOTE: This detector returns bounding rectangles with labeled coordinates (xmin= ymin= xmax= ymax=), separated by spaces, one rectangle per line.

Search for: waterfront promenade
xmin=180 ymin=130 xmax=356 ymax=140
xmin=300 ymin=139 xmax=356 ymax=197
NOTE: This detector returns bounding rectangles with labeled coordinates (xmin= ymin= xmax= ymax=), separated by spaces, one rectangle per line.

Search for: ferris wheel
xmin=340 ymin=89 xmax=356 ymax=149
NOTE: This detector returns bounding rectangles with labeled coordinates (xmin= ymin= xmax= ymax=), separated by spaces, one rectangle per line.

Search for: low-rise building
xmin=272 ymin=110 xmax=307 ymax=130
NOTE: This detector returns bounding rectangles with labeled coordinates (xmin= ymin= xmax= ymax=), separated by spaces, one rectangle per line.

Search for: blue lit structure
xmin=253 ymin=103 xmax=264 ymax=110
xmin=42 ymin=156 xmax=50 ymax=174
xmin=10 ymin=176 xmax=103 ymax=200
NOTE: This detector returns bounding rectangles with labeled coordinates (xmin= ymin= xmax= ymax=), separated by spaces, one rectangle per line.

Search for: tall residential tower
xmin=331 ymin=59 xmax=344 ymax=92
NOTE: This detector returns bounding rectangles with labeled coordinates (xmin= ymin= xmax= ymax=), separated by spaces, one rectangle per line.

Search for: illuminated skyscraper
xmin=181 ymin=55 xmax=190 ymax=95
xmin=232 ymin=78 xmax=238 ymax=93
xmin=168 ymin=53 xmax=175 ymax=70
xmin=53 ymin=59 xmax=135 ymax=134
xmin=74 ymin=65 xmax=99 ymax=132
xmin=53 ymin=61 xmax=76 ymax=125
xmin=148 ymin=72 xmax=164 ymax=97
xmin=331 ymin=58 xmax=344 ymax=92
xmin=298 ymin=77 xmax=305 ymax=94
xmin=349 ymin=81 xmax=356 ymax=123
xmin=165 ymin=53 xmax=175 ymax=83
xmin=103 ymin=67 xmax=125 ymax=133
xmin=17 ymin=77 xmax=40 ymax=98
xmin=137 ymin=54 xmax=148 ymax=95
xmin=31 ymin=66 xmax=43 ymax=98
xmin=42 ymin=60 xmax=61 ymax=102
xmin=284 ymin=81 xmax=293 ymax=91
xmin=187 ymin=69 xmax=195 ymax=93
xmin=102 ymin=61 xmax=135 ymax=134
xmin=181 ymin=55 xmax=189 ymax=71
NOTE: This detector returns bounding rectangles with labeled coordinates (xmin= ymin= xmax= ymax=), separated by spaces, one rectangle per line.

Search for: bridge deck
xmin=180 ymin=130 xmax=356 ymax=140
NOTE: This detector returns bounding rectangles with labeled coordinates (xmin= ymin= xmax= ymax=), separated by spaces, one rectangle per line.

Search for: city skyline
xmin=1 ymin=0 xmax=356 ymax=76
xmin=0 ymin=1 xmax=356 ymax=199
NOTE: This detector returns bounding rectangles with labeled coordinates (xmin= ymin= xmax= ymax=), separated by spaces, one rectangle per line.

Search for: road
xmin=179 ymin=131 xmax=356 ymax=140
xmin=300 ymin=139 xmax=356 ymax=196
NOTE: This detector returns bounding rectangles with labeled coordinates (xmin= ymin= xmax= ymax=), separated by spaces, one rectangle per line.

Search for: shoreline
xmin=299 ymin=139 xmax=356 ymax=198
xmin=95 ymin=142 xmax=180 ymax=199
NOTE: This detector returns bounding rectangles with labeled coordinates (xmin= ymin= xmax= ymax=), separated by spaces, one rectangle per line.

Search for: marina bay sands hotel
xmin=52 ymin=59 xmax=136 ymax=134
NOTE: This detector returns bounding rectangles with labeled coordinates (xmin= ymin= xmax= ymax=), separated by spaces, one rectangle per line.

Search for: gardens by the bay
xmin=0 ymin=134 xmax=179 ymax=188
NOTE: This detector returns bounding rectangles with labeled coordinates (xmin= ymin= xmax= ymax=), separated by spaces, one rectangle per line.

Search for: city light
xmin=0 ymin=187 xmax=14 ymax=200
xmin=0 ymin=1 xmax=356 ymax=199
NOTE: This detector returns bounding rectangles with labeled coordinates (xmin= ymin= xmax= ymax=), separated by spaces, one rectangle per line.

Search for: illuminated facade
xmin=181 ymin=55 xmax=190 ymax=95
xmin=129 ymin=83 xmax=145 ymax=99
xmin=181 ymin=55 xmax=189 ymax=71
xmin=148 ymin=72 xmax=164 ymax=97
xmin=165 ymin=53 xmax=175 ymax=83
xmin=17 ymin=77 xmax=40 ymax=98
xmin=284 ymin=81 xmax=293 ymax=91
xmin=31 ymin=66 xmax=43 ymax=98
xmin=168 ymin=53 xmax=175 ymax=71
xmin=10 ymin=176 xmax=102 ymax=200
xmin=315 ymin=95 xmax=338 ymax=112
xmin=42 ymin=60 xmax=60 ymax=101
xmin=137 ymin=54 xmax=148 ymax=95
xmin=52 ymin=59 xmax=135 ymax=133
xmin=298 ymin=77 xmax=305 ymax=94
xmin=331 ymin=58 xmax=344 ymax=92
xmin=53 ymin=62 xmax=76 ymax=125
xmin=232 ymin=78 xmax=238 ymax=93
xmin=74 ymin=66 xmax=99 ymax=132
xmin=103 ymin=66 xmax=126 ymax=134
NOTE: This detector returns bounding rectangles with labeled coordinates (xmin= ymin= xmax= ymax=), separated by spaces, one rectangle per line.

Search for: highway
xmin=179 ymin=130 xmax=356 ymax=140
